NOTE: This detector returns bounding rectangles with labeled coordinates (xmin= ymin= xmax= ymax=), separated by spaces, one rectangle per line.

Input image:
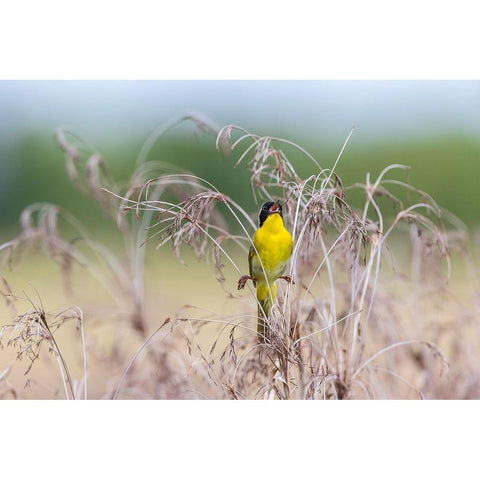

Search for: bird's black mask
xmin=258 ymin=201 xmax=283 ymax=227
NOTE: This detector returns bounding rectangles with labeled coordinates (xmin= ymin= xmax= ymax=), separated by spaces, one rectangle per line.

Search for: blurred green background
xmin=1 ymin=80 xmax=479 ymax=240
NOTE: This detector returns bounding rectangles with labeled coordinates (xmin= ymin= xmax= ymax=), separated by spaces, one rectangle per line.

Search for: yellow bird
xmin=238 ymin=200 xmax=294 ymax=343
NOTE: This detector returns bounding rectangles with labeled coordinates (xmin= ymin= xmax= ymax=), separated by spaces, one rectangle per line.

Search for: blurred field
xmin=2 ymin=130 xmax=480 ymax=233
xmin=1 ymin=235 xmax=479 ymax=399
xmin=1 ymin=119 xmax=480 ymax=400
xmin=0 ymin=247 xmax=237 ymax=399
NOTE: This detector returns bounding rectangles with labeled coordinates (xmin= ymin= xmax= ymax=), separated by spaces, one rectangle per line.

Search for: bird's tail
xmin=256 ymin=282 xmax=276 ymax=343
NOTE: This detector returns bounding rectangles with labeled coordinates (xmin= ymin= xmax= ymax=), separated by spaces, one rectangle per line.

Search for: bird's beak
xmin=269 ymin=201 xmax=280 ymax=213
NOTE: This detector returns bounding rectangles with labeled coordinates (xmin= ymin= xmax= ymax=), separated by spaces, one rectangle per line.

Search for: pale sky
xmin=1 ymin=80 xmax=479 ymax=149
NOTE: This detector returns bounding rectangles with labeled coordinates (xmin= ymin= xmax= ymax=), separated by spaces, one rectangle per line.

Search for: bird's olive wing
xmin=248 ymin=244 xmax=254 ymax=280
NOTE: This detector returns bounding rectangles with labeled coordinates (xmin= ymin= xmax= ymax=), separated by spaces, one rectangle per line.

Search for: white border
xmin=1 ymin=1 xmax=479 ymax=79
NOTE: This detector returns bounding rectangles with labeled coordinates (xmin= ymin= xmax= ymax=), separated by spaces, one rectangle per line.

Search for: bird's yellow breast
xmin=251 ymin=213 xmax=293 ymax=283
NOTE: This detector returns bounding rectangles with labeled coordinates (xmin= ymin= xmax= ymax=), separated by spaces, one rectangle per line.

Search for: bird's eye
xmin=262 ymin=205 xmax=268 ymax=211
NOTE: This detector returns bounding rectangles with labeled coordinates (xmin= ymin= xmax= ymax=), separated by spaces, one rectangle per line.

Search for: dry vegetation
xmin=1 ymin=114 xmax=479 ymax=399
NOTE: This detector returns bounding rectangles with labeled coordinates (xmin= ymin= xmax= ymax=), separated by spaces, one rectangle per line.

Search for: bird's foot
xmin=238 ymin=275 xmax=254 ymax=290
xmin=280 ymin=274 xmax=295 ymax=285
